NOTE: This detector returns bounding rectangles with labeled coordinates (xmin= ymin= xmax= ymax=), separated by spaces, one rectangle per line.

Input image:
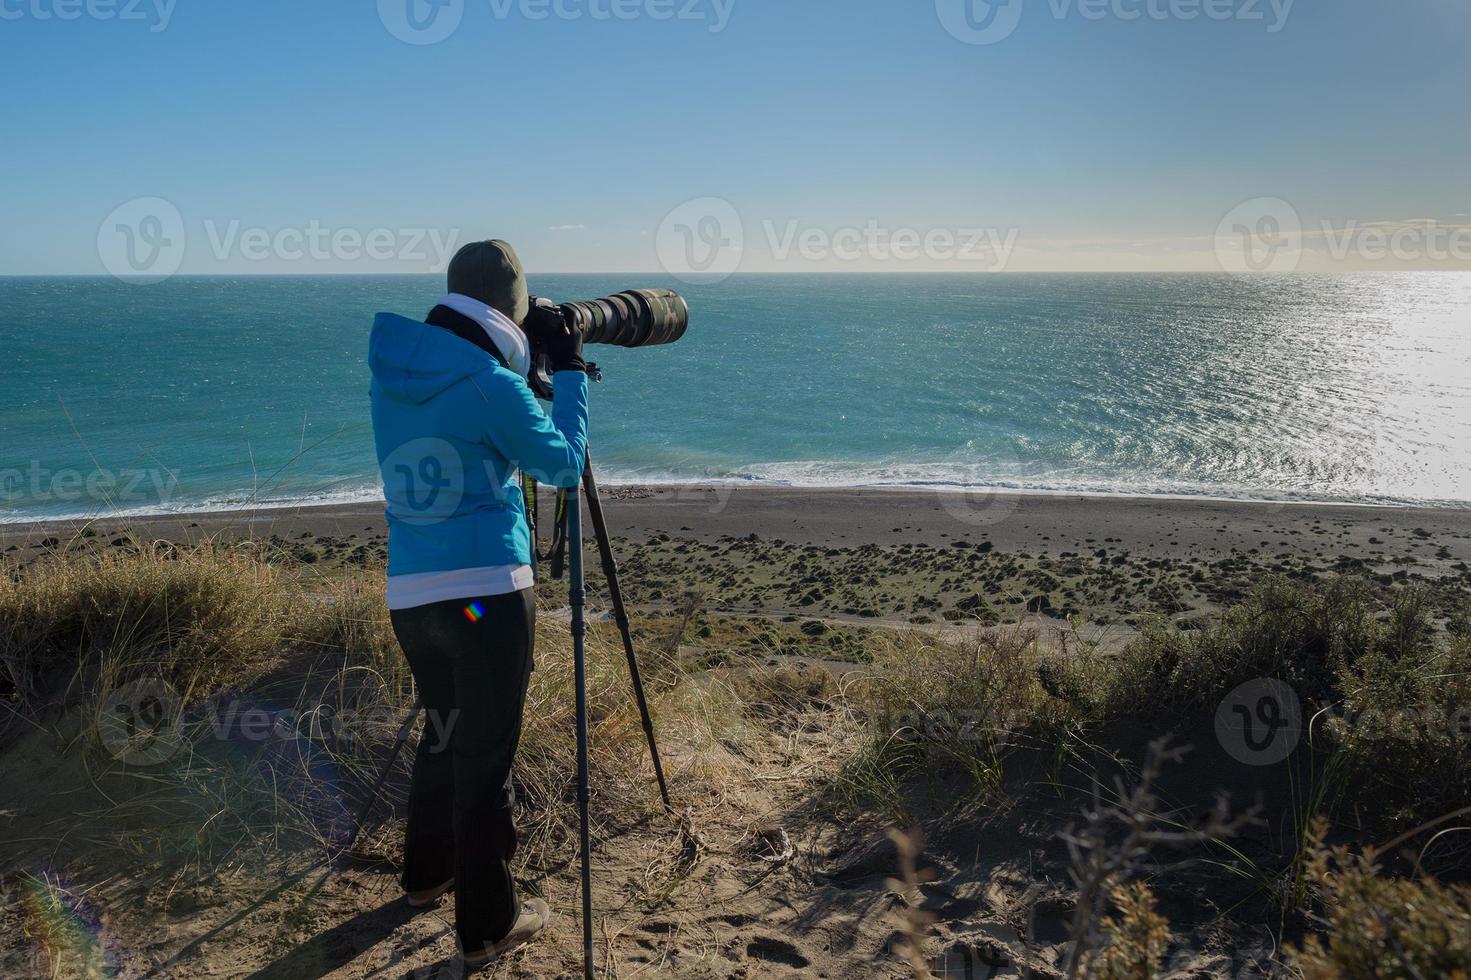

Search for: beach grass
xmin=4 ymin=538 xmax=1471 ymax=976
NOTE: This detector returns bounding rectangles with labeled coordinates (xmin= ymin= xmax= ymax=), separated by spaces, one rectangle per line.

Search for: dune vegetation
xmin=3 ymin=535 xmax=1470 ymax=977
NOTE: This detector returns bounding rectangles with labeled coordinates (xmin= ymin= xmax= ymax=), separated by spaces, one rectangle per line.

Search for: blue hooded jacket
xmin=368 ymin=312 xmax=588 ymax=577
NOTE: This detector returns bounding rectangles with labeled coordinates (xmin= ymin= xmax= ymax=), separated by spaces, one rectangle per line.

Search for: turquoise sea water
xmin=2 ymin=273 xmax=1469 ymax=522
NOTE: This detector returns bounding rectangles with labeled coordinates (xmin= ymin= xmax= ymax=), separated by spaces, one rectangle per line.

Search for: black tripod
xmin=554 ymin=453 xmax=674 ymax=978
xmin=350 ymin=453 xmax=672 ymax=980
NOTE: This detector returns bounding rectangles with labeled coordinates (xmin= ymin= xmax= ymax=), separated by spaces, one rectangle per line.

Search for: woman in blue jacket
xmin=368 ymin=240 xmax=587 ymax=968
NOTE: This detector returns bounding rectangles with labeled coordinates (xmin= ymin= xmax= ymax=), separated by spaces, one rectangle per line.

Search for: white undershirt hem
xmin=386 ymin=564 xmax=535 ymax=610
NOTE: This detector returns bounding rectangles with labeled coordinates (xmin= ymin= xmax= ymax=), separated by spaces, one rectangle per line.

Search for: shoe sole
xmin=406 ymin=879 xmax=454 ymax=909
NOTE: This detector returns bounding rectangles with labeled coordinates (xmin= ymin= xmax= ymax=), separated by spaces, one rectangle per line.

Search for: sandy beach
xmin=8 ymin=487 xmax=1470 ymax=632
xmin=9 ymin=486 xmax=1471 ymax=565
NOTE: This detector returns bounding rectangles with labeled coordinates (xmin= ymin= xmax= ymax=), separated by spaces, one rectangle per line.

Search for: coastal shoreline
xmin=6 ymin=485 xmax=1471 ymax=568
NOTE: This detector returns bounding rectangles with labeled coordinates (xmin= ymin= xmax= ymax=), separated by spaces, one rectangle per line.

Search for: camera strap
xmin=546 ymin=488 xmax=571 ymax=580
xmin=523 ymin=472 xmax=540 ymax=562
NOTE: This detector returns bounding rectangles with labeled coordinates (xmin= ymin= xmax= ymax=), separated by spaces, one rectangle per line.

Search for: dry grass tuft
xmin=1 ymin=541 xmax=722 ymax=895
xmin=832 ymin=625 xmax=1064 ymax=819
xmin=1 ymin=541 xmax=292 ymax=718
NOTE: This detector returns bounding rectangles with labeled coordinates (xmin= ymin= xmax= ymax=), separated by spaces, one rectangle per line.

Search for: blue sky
xmin=1 ymin=0 xmax=1468 ymax=274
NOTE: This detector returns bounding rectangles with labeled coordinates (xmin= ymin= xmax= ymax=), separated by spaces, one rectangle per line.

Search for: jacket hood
xmin=370 ymin=313 xmax=494 ymax=404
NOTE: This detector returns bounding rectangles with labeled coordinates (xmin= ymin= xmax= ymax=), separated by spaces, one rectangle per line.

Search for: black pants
xmin=389 ymin=588 xmax=535 ymax=951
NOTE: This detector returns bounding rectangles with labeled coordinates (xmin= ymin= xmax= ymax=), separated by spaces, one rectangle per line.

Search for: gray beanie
xmin=447 ymin=240 xmax=529 ymax=325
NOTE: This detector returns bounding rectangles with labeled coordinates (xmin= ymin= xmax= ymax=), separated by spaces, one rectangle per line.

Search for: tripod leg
xmin=582 ymin=458 xmax=674 ymax=813
xmin=343 ymin=700 xmax=422 ymax=853
xmin=567 ymin=486 xmax=595 ymax=980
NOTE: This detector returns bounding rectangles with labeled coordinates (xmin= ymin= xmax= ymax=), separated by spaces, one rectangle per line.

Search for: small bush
xmin=1093 ymin=577 xmax=1377 ymax=721
xmin=1327 ymin=625 xmax=1471 ymax=829
xmin=1098 ymin=883 xmax=1171 ymax=980
xmin=1295 ymin=835 xmax=1471 ymax=979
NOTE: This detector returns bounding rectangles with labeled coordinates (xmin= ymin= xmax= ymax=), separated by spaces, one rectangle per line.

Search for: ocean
xmin=2 ymin=273 xmax=1469 ymax=523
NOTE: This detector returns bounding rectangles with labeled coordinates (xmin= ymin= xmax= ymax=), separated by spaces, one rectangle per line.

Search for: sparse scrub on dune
xmin=1293 ymin=824 xmax=1471 ymax=979
xmin=0 ymin=542 xmax=712 ymax=890
xmin=1040 ymin=576 xmax=1471 ymax=832
xmin=833 ymin=626 xmax=1064 ymax=817
xmin=1326 ymin=611 xmax=1471 ymax=829
xmin=1082 ymin=576 xmax=1379 ymax=721
xmin=830 ymin=572 xmax=1471 ymax=959
xmin=1 ymin=541 xmax=297 ymax=723
xmin=7 ymin=544 xmax=1471 ymax=975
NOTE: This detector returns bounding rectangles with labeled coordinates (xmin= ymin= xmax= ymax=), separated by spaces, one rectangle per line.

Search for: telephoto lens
xmin=524 ymin=288 xmax=690 ymax=398
xmin=558 ymin=289 xmax=689 ymax=348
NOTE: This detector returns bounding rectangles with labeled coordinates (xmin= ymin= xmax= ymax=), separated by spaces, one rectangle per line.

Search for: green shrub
xmin=1295 ymin=836 xmax=1471 ymax=979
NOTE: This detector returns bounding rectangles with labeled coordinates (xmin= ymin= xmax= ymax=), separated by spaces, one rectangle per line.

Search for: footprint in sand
xmin=742 ymin=935 xmax=811 ymax=969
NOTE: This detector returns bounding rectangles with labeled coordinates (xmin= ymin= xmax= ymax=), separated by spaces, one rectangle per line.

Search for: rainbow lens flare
xmin=464 ymin=602 xmax=486 ymax=623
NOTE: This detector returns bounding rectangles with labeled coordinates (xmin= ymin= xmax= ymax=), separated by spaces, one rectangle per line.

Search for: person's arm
xmin=480 ymin=369 xmax=588 ymax=488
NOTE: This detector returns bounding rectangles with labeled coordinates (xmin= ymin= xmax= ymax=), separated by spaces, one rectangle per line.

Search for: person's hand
xmin=525 ymin=300 xmax=585 ymax=374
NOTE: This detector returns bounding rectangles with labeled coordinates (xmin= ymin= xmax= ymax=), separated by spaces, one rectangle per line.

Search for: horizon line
xmin=6 ymin=269 xmax=1471 ymax=279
